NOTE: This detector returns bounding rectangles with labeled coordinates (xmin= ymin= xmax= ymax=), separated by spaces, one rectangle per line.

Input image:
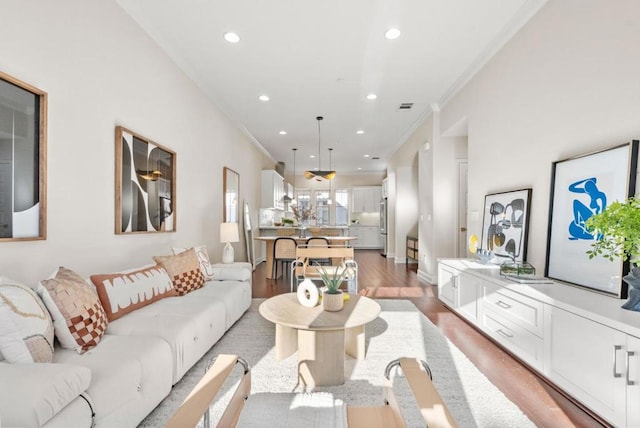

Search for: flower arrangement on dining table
xmin=291 ymin=205 xmax=316 ymax=225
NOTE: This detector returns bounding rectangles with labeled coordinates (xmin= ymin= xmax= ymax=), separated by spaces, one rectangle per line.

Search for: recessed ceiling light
xmin=223 ymin=32 xmax=240 ymax=43
xmin=279 ymin=130 xmax=287 ymax=135
xmin=356 ymin=130 xmax=365 ymax=135
xmin=357 ymin=167 xmax=362 ymax=170
xmin=385 ymin=28 xmax=401 ymax=40
xmin=310 ymin=155 xmax=316 ymax=158
xmin=259 ymin=95 xmax=270 ymax=102
xmin=366 ymin=93 xmax=377 ymax=100
xmin=364 ymin=154 xmax=370 ymax=158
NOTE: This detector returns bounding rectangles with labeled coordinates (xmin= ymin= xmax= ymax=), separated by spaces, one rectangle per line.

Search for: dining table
xmin=254 ymin=235 xmax=357 ymax=279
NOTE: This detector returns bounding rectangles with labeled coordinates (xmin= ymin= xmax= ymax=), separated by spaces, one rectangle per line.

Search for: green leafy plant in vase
xmin=586 ymin=196 xmax=640 ymax=310
xmin=315 ymin=263 xmax=348 ymax=311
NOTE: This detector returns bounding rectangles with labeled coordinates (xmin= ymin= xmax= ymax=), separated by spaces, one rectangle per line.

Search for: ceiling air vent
xmin=372 ymin=156 xmax=380 ymax=160
xmin=397 ymin=103 xmax=414 ymax=111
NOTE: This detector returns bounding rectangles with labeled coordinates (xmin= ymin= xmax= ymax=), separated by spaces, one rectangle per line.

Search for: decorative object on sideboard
xmin=220 ymin=222 xmax=239 ymax=264
xmin=115 ymin=126 xmax=176 ymax=234
xmin=546 ymin=141 xmax=639 ymax=298
xmin=586 ymin=196 xmax=640 ymax=310
xmin=468 ymin=234 xmax=494 ymax=264
xmin=480 ymin=188 xmax=531 ymax=263
xmin=304 ymin=116 xmax=336 ymax=181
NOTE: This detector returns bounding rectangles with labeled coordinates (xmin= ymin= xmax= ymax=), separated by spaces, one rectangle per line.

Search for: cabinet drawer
xmin=482 ymin=282 xmax=543 ymax=337
xmin=482 ymin=310 xmax=544 ymax=370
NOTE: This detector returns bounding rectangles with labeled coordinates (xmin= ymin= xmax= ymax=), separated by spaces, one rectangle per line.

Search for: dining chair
xmin=305 ymin=237 xmax=331 ymax=265
xmin=273 ymin=237 xmax=297 ymax=278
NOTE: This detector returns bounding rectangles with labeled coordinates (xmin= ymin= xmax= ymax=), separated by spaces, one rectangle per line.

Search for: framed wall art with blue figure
xmin=545 ymin=141 xmax=639 ymax=297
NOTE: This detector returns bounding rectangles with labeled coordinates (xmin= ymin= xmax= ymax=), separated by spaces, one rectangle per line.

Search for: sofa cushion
xmin=106 ymin=296 xmax=226 ymax=383
xmin=54 ymin=334 xmax=173 ymax=428
xmin=210 ymin=262 xmax=253 ymax=282
xmin=185 ymin=280 xmax=251 ymax=329
xmin=172 ymin=245 xmax=215 ymax=280
xmin=0 ymin=277 xmax=54 ymax=363
xmin=153 ymin=249 xmax=205 ymax=295
xmin=0 ymin=362 xmax=91 ymax=427
xmin=38 ymin=267 xmax=108 ymax=354
xmin=90 ymin=264 xmax=175 ymax=322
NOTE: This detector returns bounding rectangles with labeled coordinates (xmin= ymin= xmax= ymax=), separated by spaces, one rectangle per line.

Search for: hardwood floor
xmin=251 ymin=249 xmax=608 ymax=428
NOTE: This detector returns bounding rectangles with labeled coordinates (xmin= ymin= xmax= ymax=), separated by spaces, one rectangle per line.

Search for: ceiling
xmin=115 ymin=0 xmax=546 ymax=175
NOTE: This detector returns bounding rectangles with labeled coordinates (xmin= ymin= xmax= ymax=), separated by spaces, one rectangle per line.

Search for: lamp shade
xmin=220 ymin=222 xmax=239 ymax=243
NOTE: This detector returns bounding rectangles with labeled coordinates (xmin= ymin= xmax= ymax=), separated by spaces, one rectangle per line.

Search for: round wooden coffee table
xmin=259 ymin=293 xmax=380 ymax=387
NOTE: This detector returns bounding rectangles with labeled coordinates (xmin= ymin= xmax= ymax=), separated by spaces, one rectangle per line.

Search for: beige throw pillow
xmin=38 ymin=267 xmax=108 ymax=354
xmin=154 ymin=249 xmax=205 ymax=295
xmin=172 ymin=245 xmax=215 ymax=281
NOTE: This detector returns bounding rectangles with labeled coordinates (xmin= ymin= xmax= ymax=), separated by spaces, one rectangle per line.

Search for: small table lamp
xmin=220 ymin=222 xmax=240 ymax=264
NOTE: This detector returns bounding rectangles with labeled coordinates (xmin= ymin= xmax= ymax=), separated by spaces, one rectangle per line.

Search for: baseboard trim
xmin=417 ymin=269 xmax=433 ymax=285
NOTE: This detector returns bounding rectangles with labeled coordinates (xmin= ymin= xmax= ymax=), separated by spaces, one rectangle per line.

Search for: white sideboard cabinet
xmin=437 ymin=258 xmax=640 ymax=427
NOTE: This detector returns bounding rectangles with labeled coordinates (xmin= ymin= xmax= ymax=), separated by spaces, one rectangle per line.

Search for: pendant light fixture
xmin=290 ymin=148 xmax=297 ymax=205
xmin=327 ymin=148 xmax=333 ymax=205
xmin=304 ymin=116 xmax=336 ymax=181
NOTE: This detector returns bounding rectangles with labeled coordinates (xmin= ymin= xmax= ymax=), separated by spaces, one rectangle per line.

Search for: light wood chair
xmin=272 ymin=237 xmax=297 ymax=278
xmin=291 ymin=245 xmax=358 ymax=293
xmin=166 ymin=354 xmax=457 ymax=428
xmin=305 ymin=236 xmax=331 ymax=265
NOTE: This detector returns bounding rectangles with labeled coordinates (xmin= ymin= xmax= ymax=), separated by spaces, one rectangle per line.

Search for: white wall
xmin=439 ymin=0 xmax=640 ymax=273
xmin=396 ymin=0 xmax=640 ymax=284
xmin=0 ymin=0 xmax=270 ymax=285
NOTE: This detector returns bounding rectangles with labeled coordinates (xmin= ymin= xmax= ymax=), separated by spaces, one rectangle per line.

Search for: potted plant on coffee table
xmin=586 ymin=196 xmax=640 ymax=310
xmin=316 ymin=263 xmax=348 ymax=311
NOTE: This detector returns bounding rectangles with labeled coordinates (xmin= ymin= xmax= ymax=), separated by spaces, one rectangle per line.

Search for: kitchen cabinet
xmin=349 ymin=226 xmax=381 ymax=249
xmin=261 ymin=170 xmax=284 ymax=210
xmin=351 ymin=186 xmax=381 ymax=213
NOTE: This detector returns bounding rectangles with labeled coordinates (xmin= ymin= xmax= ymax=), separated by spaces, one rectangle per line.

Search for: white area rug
xmin=139 ymin=299 xmax=534 ymax=427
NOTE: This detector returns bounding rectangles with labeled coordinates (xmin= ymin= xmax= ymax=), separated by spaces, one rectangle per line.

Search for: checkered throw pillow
xmin=38 ymin=267 xmax=108 ymax=354
xmin=154 ymin=249 xmax=205 ymax=295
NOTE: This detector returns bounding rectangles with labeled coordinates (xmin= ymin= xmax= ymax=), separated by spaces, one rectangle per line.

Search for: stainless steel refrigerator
xmin=380 ymin=198 xmax=387 ymax=257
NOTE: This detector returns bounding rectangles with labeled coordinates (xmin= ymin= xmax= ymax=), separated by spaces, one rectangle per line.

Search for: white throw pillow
xmin=172 ymin=244 xmax=215 ymax=280
xmin=0 ymin=277 xmax=54 ymax=363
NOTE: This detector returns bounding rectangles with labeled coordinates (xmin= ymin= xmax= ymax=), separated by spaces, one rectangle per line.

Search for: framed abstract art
xmin=115 ymin=126 xmax=176 ymax=234
xmin=0 ymin=71 xmax=47 ymax=242
xmin=545 ymin=141 xmax=639 ymax=297
xmin=481 ymin=188 xmax=532 ymax=263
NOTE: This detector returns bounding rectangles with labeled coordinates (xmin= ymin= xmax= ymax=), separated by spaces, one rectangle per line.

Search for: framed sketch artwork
xmin=115 ymin=126 xmax=176 ymax=234
xmin=481 ymin=189 xmax=532 ymax=263
xmin=545 ymin=141 xmax=639 ymax=297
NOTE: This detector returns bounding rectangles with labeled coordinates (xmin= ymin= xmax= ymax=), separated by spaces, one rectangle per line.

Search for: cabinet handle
xmin=497 ymin=329 xmax=513 ymax=339
xmin=627 ymin=351 xmax=636 ymax=386
xmin=613 ymin=345 xmax=622 ymax=378
xmin=452 ymin=276 xmax=458 ymax=289
xmin=496 ymin=300 xmax=512 ymax=309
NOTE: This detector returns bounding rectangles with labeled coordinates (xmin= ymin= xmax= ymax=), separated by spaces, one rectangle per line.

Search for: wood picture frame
xmin=223 ymin=167 xmax=239 ymax=223
xmin=545 ymin=141 xmax=639 ymax=297
xmin=480 ymin=188 xmax=532 ymax=263
xmin=0 ymin=71 xmax=47 ymax=242
xmin=115 ymin=126 xmax=176 ymax=234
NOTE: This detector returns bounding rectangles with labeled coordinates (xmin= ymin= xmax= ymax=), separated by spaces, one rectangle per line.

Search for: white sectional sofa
xmin=0 ymin=254 xmax=252 ymax=428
